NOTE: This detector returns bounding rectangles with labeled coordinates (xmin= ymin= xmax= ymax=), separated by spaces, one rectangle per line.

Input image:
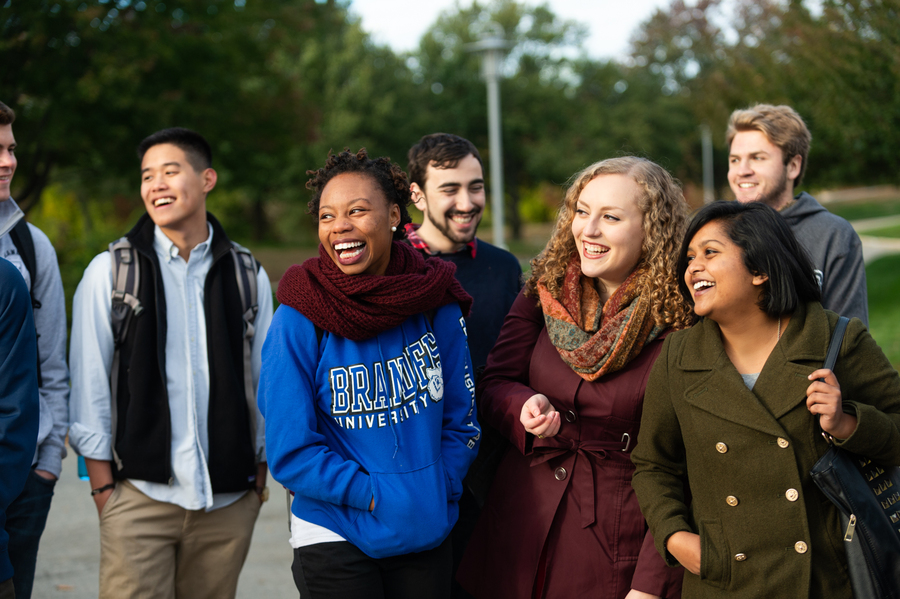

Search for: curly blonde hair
xmin=526 ymin=156 xmax=695 ymax=330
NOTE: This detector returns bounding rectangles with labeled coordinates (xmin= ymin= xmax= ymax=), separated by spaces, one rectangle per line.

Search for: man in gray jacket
xmin=727 ymin=103 xmax=868 ymax=324
xmin=0 ymin=100 xmax=70 ymax=599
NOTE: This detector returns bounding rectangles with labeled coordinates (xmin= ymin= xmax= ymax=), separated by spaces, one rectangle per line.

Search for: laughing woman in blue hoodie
xmin=259 ymin=148 xmax=480 ymax=599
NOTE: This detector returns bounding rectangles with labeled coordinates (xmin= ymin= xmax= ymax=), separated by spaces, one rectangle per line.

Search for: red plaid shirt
xmin=404 ymin=223 xmax=477 ymax=258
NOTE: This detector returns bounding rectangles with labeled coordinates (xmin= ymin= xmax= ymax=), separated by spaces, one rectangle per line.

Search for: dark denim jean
xmin=5 ymin=469 xmax=56 ymax=599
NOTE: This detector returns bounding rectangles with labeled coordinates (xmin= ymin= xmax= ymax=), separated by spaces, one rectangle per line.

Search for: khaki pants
xmin=99 ymin=481 xmax=260 ymax=599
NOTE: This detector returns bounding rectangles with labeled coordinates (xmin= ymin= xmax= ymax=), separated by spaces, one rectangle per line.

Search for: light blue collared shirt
xmin=0 ymin=198 xmax=71 ymax=477
xmin=69 ymin=224 xmax=273 ymax=511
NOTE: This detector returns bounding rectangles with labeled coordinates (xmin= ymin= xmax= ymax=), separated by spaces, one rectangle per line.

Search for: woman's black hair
xmin=677 ymin=201 xmax=822 ymax=316
xmin=306 ymin=148 xmax=412 ymax=241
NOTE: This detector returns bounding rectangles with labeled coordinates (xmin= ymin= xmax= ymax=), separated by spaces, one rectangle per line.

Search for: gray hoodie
xmin=781 ymin=192 xmax=868 ymax=325
xmin=0 ymin=198 xmax=69 ymax=476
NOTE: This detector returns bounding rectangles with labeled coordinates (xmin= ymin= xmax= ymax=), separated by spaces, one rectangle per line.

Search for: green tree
xmin=410 ymin=0 xmax=589 ymax=237
xmin=1 ymin=0 xmax=326 ymax=239
xmin=627 ymin=0 xmax=900 ymax=190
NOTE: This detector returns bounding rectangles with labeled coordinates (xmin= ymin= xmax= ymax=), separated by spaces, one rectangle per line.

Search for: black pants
xmin=6 ymin=469 xmax=56 ymax=599
xmin=292 ymin=537 xmax=452 ymax=599
xmin=0 ymin=578 xmax=15 ymax=599
xmin=450 ymin=488 xmax=478 ymax=599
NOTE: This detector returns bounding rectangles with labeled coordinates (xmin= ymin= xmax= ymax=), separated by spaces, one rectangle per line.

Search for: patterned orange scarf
xmin=537 ymin=255 xmax=663 ymax=381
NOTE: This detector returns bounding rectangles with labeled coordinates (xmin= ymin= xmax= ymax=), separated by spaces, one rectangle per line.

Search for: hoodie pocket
xmin=344 ymin=457 xmax=456 ymax=559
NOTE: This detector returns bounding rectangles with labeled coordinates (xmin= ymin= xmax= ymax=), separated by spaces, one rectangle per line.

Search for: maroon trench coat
xmin=457 ymin=292 xmax=682 ymax=599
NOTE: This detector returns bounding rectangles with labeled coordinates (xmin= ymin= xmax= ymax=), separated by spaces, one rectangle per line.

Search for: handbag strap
xmin=817 ymin=316 xmax=850 ymax=443
xmin=823 ymin=316 xmax=850 ymax=372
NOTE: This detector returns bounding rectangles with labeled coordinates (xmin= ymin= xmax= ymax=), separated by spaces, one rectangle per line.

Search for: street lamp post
xmin=467 ymin=29 xmax=512 ymax=248
xmin=701 ymin=123 xmax=714 ymax=204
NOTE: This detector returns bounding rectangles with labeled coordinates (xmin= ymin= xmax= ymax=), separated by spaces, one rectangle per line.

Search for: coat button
xmin=565 ymin=410 xmax=577 ymax=423
xmin=794 ymin=541 xmax=808 ymax=554
xmin=785 ymin=488 xmax=799 ymax=502
xmin=716 ymin=442 xmax=728 ymax=453
xmin=726 ymin=495 xmax=739 ymax=506
xmin=777 ymin=437 xmax=790 ymax=448
xmin=734 ymin=553 xmax=747 ymax=561
xmin=554 ymin=467 xmax=567 ymax=481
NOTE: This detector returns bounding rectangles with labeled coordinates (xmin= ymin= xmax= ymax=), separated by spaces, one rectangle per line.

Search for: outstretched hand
xmin=520 ymin=394 xmax=560 ymax=439
xmin=807 ymin=368 xmax=857 ymax=440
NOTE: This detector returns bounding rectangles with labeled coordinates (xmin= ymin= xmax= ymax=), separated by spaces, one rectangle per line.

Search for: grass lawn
xmin=826 ymin=198 xmax=900 ymax=222
xmin=866 ymin=253 xmax=900 ymax=369
xmin=858 ymin=224 xmax=900 ymax=238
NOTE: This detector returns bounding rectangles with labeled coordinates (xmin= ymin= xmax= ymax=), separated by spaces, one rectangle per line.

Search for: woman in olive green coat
xmin=632 ymin=202 xmax=900 ymax=598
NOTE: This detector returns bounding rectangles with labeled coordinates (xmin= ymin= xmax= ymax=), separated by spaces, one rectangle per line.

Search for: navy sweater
xmin=0 ymin=259 xmax=39 ymax=582
xmin=412 ymin=240 xmax=522 ymax=371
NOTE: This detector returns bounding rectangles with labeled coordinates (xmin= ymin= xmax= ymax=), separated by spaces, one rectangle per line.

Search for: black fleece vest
xmin=111 ymin=213 xmax=257 ymax=493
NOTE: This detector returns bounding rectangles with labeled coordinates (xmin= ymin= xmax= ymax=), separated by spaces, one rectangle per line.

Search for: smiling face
xmin=318 ymin=172 xmax=401 ymax=276
xmin=684 ymin=220 xmax=768 ymax=323
xmin=570 ymin=174 xmax=645 ymax=301
xmin=0 ymin=124 xmax=17 ymax=201
xmin=140 ymin=143 xmax=215 ymax=235
xmin=410 ymin=153 xmax=485 ymax=253
xmin=728 ymin=130 xmax=801 ymax=210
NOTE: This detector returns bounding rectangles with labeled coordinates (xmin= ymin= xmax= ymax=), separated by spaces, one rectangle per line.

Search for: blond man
xmin=727 ymin=103 xmax=867 ymax=324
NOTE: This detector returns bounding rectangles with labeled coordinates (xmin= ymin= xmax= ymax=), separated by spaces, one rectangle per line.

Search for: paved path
xmin=32 ymin=450 xmax=296 ymax=598
xmin=851 ymin=215 xmax=900 ymax=264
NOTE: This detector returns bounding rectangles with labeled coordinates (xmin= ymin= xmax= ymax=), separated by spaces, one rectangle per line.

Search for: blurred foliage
xmin=3 ymin=0 xmax=900 ymax=314
xmin=632 ymin=0 xmax=900 ymax=191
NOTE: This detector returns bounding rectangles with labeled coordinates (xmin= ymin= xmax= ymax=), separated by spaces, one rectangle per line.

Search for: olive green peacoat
xmin=632 ymin=302 xmax=900 ymax=599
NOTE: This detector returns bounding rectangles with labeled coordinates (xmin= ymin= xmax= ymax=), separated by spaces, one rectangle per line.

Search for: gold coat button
xmin=734 ymin=553 xmax=747 ymax=561
xmin=726 ymin=495 xmax=739 ymax=507
xmin=794 ymin=541 xmax=808 ymax=554
xmin=785 ymin=488 xmax=799 ymax=502
xmin=716 ymin=442 xmax=728 ymax=454
xmin=554 ymin=467 xmax=568 ymax=481
xmin=777 ymin=437 xmax=790 ymax=448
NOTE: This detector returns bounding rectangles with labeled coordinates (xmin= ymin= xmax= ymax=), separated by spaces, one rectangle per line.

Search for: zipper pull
xmin=844 ymin=514 xmax=857 ymax=542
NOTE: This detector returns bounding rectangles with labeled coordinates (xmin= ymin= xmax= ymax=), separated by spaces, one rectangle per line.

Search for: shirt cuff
xmin=68 ymin=422 xmax=113 ymax=461
xmin=35 ymin=443 xmax=66 ymax=477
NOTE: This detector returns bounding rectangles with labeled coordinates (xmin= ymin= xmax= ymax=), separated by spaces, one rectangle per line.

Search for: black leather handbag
xmin=810 ymin=316 xmax=900 ymax=599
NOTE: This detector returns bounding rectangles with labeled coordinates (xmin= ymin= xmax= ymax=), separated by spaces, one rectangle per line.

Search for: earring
xmin=391 ymin=226 xmax=397 ymax=232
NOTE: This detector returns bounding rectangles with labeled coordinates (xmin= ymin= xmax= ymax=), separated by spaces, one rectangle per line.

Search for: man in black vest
xmin=0 ymin=100 xmax=70 ymax=599
xmin=406 ymin=133 xmax=522 ymax=598
xmin=69 ymin=128 xmax=273 ymax=599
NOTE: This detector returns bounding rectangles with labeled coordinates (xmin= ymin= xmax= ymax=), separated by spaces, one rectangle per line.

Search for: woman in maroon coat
xmin=457 ymin=157 xmax=693 ymax=599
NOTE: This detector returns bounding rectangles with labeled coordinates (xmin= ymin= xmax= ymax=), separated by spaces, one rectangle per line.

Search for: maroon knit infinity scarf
xmin=277 ymin=241 xmax=472 ymax=341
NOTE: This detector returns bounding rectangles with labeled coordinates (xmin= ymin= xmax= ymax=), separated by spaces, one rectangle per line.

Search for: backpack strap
xmin=9 ymin=219 xmax=43 ymax=386
xmin=230 ymin=242 xmax=260 ymax=459
xmin=108 ymin=237 xmax=144 ymax=471
xmin=9 ymin=219 xmax=37 ymax=294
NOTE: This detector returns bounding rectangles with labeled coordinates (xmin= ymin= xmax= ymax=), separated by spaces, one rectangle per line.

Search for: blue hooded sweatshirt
xmin=0 ymin=258 xmax=39 ymax=583
xmin=259 ymin=302 xmax=480 ymax=559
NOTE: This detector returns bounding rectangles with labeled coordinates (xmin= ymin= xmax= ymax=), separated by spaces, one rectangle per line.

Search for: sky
xmin=348 ymin=0 xmax=673 ymax=61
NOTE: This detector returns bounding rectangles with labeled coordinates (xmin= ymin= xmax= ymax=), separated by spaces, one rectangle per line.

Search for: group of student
xmin=0 ymin=97 xmax=896 ymax=599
